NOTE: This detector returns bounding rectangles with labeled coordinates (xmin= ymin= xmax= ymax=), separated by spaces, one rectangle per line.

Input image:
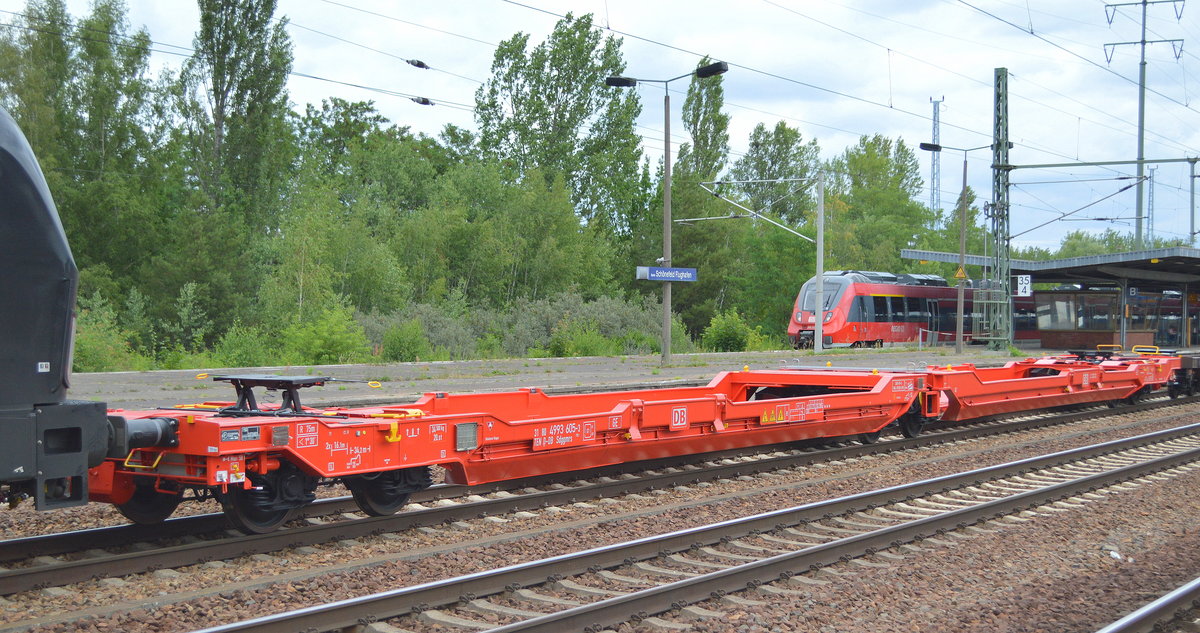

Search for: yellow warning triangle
xmin=954 ymin=266 xmax=967 ymax=280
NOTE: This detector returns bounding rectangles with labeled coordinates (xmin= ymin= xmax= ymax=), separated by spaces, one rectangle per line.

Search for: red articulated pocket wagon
xmin=86 ymin=348 xmax=1195 ymax=533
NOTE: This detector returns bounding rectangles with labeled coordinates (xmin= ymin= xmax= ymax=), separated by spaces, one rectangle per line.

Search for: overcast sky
xmin=6 ymin=0 xmax=1200 ymax=252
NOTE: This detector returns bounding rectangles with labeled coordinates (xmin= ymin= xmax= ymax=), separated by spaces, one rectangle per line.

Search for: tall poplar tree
xmin=475 ymin=12 xmax=642 ymax=234
xmin=181 ymin=0 xmax=293 ymax=229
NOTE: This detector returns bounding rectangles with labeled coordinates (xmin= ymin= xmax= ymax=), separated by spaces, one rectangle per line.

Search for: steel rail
xmin=2 ymin=396 xmax=1195 ymax=594
xmin=1093 ymin=574 xmax=1200 ymax=633
xmin=189 ymin=422 xmax=1200 ymax=633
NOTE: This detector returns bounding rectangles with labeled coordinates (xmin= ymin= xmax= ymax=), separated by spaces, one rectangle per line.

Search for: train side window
xmin=873 ymin=296 xmax=889 ymax=322
xmin=939 ymin=302 xmax=955 ymax=331
xmin=848 ymin=296 xmax=865 ymax=321
xmin=904 ymin=297 xmax=924 ymax=323
xmin=890 ymin=297 xmax=904 ymax=321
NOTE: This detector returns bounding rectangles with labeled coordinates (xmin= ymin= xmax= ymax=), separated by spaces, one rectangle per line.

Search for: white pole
xmin=814 ymin=173 xmax=825 ymax=354
xmin=661 ymin=91 xmax=672 ymax=367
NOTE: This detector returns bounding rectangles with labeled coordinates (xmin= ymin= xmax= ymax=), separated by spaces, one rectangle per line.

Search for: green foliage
xmin=701 ymin=310 xmax=752 ymax=352
xmin=475 ymin=12 xmax=642 ymax=233
xmin=21 ymin=2 xmax=1157 ymax=373
xmin=548 ymin=319 xmax=620 ymax=357
xmin=183 ymin=0 xmax=294 ymax=226
xmin=729 ymin=121 xmax=820 ymax=226
xmin=825 ymin=134 xmax=933 ymax=273
xmin=676 ymin=56 xmax=730 ymax=181
xmin=381 ymin=319 xmax=433 ymax=362
xmin=280 ymin=303 xmax=370 ymax=365
xmin=212 ymin=323 xmax=277 ymax=368
xmin=162 ymin=282 xmax=212 ymax=352
xmin=73 ymin=292 xmax=151 ymax=372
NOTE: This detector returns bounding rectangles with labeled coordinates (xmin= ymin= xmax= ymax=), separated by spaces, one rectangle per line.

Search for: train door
xmin=927 ymin=299 xmax=939 ymax=343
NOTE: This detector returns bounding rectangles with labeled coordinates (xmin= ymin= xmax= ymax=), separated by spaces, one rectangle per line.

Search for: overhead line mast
xmin=930 ymin=97 xmax=944 ymax=212
xmin=1103 ymin=0 xmax=1185 ymax=249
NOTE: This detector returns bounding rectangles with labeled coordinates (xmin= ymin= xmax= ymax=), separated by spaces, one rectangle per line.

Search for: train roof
xmin=821 ymin=270 xmax=948 ymax=287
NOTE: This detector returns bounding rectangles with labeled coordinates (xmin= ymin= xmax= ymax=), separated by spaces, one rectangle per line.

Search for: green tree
xmin=475 ymin=12 xmax=642 ymax=233
xmin=396 ymin=162 xmax=614 ymax=307
xmin=295 ymin=97 xmax=387 ymax=176
xmin=728 ymin=121 xmax=821 ymax=225
xmin=825 ymin=134 xmax=934 ymax=272
xmin=0 ymin=0 xmax=76 ymax=167
xmin=675 ymin=57 xmax=729 ymax=181
xmin=181 ymin=0 xmax=294 ymax=228
xmin=667 ymin=59 xmax=736 ymax=334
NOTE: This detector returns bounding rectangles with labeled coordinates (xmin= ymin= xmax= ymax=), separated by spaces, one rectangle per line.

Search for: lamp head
xmin=695 ymin=61 xmax=728 ymax=79
xmin=918 ymin=142 xmax=942 ymax=152
xmin=605 ymin=76 xmax=637 ymax=88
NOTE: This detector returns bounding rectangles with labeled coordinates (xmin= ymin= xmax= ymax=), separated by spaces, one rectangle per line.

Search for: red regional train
xmin=788 ymin=270 xmax=1038 ymax=349
xmin=3 ymin=106 xmax=1200 ymax=534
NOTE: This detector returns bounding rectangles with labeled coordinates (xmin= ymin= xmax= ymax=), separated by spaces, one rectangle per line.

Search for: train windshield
xmin=798 ymin=276 xmax=849 ymax=311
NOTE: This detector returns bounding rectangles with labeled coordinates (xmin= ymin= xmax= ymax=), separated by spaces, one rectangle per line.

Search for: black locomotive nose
xmin=0 ymin=106 xmax=110 ymax=510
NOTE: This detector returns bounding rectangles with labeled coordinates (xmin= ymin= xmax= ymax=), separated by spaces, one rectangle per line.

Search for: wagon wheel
xmin=858 ymin=430 xmax=883 ymax=445
xmin=222 ymin=485 xmax=294 ymax=534
xmin=220 ymin=462 xmax=316 ymax=534
xmin=900 ymin=414 xmax=924 ymax=438
xmin=346 ymin=467 xmax=433 ymax=516
xmin=117 ymin=480 xmax=182 ymax=525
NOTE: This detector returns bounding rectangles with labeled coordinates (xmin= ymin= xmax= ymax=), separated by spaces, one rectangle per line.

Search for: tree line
xmin=1 ymin=1 xmax=1172 ymax=371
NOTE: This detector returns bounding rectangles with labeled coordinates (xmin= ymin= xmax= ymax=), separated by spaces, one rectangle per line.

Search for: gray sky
xmin=8 ymin=0 xmax=1200 ymax=251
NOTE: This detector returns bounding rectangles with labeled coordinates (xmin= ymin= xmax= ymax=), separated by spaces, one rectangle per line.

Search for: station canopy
xmin=900 ymin=247 xmax=1200 ymax=293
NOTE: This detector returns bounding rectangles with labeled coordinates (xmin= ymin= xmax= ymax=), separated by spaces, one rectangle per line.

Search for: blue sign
xmin=636 ymin=266 xmax=698 ymax=282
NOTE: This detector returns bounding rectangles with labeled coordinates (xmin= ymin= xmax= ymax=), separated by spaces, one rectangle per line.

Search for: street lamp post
xmin=606 ymin=61 xmax=729 ymax=367
xmin=919 ymin=142 xmax=990 ymax=354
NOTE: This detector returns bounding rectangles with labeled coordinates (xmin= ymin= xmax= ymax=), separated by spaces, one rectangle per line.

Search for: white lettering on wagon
xmin=295 ymin=422 xmax=318 ymax=449
xmin=531 ymin=420 xmax=595 ymax=450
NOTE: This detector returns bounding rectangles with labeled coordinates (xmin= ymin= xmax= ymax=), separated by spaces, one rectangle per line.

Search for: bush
xmin=745 ymin=326 xmax=785 ymax=351
xmin=475 ymin=332 xmax=504 ymax=359
xmin=701 ymin=310 xmax=752 ymax=352
xmin=381 ymin=319 xmax=433 ymax=362
xmin=281 ymin=303 xmax=371 ymax=365
xmin=73 ymin=292 xmax=152 ymax=372
xmin=213 ymin=323 xmax=279 ymax=368
xmin=548 ymin=319 xmax=620 ymax=357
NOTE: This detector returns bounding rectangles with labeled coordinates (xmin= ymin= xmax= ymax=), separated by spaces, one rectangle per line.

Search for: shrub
xmin=281 ymin=303 xmax=371 ymax=365
xmin=745 ymin=326 xmax=785 ymax=351
xmin=73 ymin=292 xmax=152 ymax=372
xmin=548 ymin=319 xmax=620 ymax=357
xmin=213 ymin=323 xmax=279 ymax=368
xmin=475 ymin=332 xmax=504 ymax=359
xmin=701 ymin=310 xmax=752 ymax=352
xmin=382 ymin=319 xmax=433 ymax=362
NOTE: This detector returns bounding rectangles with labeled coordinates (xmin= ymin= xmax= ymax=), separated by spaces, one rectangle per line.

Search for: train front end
xmin=788 ymin=273 xmax=851 ymax=348
xmin=0 ymin=107 xmax=110 ymax=509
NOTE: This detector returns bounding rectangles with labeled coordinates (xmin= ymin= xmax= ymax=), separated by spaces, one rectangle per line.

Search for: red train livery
xmin=87 ymin=349 xmax=1194 ymax=532
xmin=788 ymin=270 xmax=1037 ymax=349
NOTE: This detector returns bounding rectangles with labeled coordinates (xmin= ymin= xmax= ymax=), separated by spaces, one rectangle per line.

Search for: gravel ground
xmin=657 ymin=465 xmax=1200 ymax=633
xmin=3 ymin=405 xmax=1197 ymax=632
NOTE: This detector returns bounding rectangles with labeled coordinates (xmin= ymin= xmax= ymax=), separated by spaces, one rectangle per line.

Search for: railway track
xmin=1096 ymin=574 xmax=1200 ymax=633
xmin=190 ymin=421 xmax=1200 ymax=633
xmin=2 ymin=396 xmax=1195 ymax=596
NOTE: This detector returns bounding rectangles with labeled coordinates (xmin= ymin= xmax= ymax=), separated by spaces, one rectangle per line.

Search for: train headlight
xmin=823 ymin=311 xmax=833 ymax=323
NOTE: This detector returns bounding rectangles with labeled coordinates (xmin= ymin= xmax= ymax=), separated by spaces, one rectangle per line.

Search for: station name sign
xmin=636 ymin=266 xmax=698 ymax=282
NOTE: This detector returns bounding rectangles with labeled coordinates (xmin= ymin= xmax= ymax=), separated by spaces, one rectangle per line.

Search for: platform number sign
xmin=1015 ymin=275 xmax=1031 ymax=297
